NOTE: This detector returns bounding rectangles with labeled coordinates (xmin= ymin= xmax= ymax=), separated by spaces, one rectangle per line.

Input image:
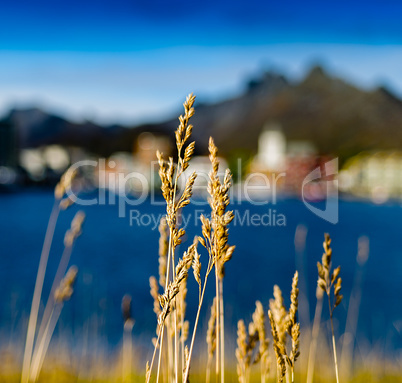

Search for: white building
xmin=339 ymin=151 xmax=402 ymax=203
xmin=257 ymin=123 xmax=286 ymax=172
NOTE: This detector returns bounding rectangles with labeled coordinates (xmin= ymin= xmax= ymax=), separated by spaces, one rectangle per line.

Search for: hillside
xmin=183 ymin=66 xmax=402 ymax=160
xmin=3 ymin=65 xmax=402 ymax=161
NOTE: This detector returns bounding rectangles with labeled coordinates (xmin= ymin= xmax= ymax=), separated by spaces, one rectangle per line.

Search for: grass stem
xmin=183 ymin=272 xmax=210 ymax=383
xmin=21 ymin=200 xmax=60 ymax=383
xmin=329 ymin=298 xmax=340 ymax=383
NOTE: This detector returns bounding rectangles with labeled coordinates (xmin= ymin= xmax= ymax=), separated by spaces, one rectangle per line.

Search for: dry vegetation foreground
xmin=2 ymin=95 xmax=401 ymax=383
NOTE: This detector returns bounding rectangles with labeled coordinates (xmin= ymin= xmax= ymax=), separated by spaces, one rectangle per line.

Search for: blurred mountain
xmin=5 ymin=107 xmax=176 ymax=157
xmin=7 ymin=108 xmax=125 ymax=155
xmin=3 ymin=65 xmax=402 ymax=160
xmin=183 ymin=65 xmax=402 ymax=160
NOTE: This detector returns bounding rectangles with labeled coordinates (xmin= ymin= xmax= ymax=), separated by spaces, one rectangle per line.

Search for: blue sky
xmin=0 ymin=0 xmax=402 ymax=124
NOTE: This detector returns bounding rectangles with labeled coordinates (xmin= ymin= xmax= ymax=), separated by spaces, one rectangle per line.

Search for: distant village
xmin=0 ymin=118 xmax=400 ymax=204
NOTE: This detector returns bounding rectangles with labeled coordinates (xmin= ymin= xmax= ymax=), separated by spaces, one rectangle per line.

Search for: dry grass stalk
xmin=236 ymin=320 xmax=249 ymax=383
xmin=29 ymin=266 xmax=78 ymax=382
xmin=235 ymin=319 xmax=258 ymax=383
xmin=269 ymin=272 xmax=300 ymax=383
xmin=21 ymin=202 xmax=60 ymax=383
xmin=147 ymin=248 xmax=194 ymax=383
xmin=177 ymin=242 xmax=197 ymax=378
xmin=153 ymin=93 xmax=197 ymax=383
xmin=59 ymin=196 xmax=75 ymax=210
xmin=158 ymin=266 xmax=189 ymax=330
xmin=21 ymin=167 xmax=76 ymax=383
xmin=34 ymin=211 xmax=85 ymax=358
xmin=268 ymin=311 xmax=287 ymax=383
xmin=306 ymin=285 xmax=324 ymax=383
xmin=64 ymin=211 xmax=85 ymax=247
xmin=252 ymin=301 xmax=270 ymax=383
xmin=206 ymin=297 xmax=217 ymax=383
xmin=145 ymin=362 xmax=150 ymax=382
xmin=269 ymin=285 xmax=287 ymax=382
xmin=54 ymin=266 xmax=78 ymax=303
xmin=122 ymin=295 xmax=135 ymax=383
xmin=156 ymin=215 xmax=170 ymax=383
xmin=269 ymin=286 xmax=287 ymax=347
xmin=198 ymin=137 xmax=235 ymax=383
xmin=147 ymin=95 xmax=235 ymax=383
xmin=148 ymin=95 xmax=233 ymax=383
xmin=285 ymin=272 xmax=300 ymax=383
xmin=217 ymin=245 xmax=234 ymax=383
xmin=192 ymin=246 xmax=202 ymax=300
xmin=183 ymin=138 xmax=234 ymax=383
xmin=182 ymin=345 xmax=189 ymax=382
xmin=150 ymin=277 xmax=161 ymax=317
xmin=181 ymin=320 xmax=189 ymax=343
xmin=182 ymin=233 xmax=216 ymax=382
xmin=235 ymin=301 xmax=270 ymax=383
xmin=54 ymin=167 xmax=77 ymax=200
xmin=158 ymin=216 xmax=168 ymax=288
xmin=340 ymin=236 xmax=369 ymax=380
xmin=317 ymin=233 xmax=343 ymax=383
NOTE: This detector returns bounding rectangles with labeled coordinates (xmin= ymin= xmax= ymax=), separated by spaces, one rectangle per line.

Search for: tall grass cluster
xmin=6 ymin=94 xmax=400 ymax=383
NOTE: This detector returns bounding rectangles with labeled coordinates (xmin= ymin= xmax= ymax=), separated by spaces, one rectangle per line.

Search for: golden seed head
xmin=149 ymin=276 xmax=161 ymax=317
xmin=175 ymin=94 xmax=195 ymax=152
xmin=269 ymin=285 xmax=287 ymax=345
xmin=181 ymin=320 xmax=189 ymax=342
xmin=54 ymin=167 xmax=77 ymax=200
xmin=54 ymin=266 xmax=78 ymax=303
xmin=192 ymin=246 xmax=201 ymax=291
xmin=71 ymin=211 xmax=85 ymax=233
xmin=286 ymin=271 xmax=299 ymax=334
xmin=145 ymin=361 xmax=150 ymax=381
xmin=157 ymin=266 xmax=188 ymax=326
xmin=268 ymin=310 xmax=287 ymax=382
xmin=206 ymin=297 xmax=217 ymax=359
xmin=236 ymin=319 xmax=248 ymax=363
xmin=158 ymin=216 xmax=168 ymax=287
xmin=290 ymin=322 xmax=300 ymax=365
xmin=236 ymin=315 xmax=260 ymax=382
xmin=182 ymin=141 xmax=195 ymax=171
xmin=176 ymin=243 xmax=195 ymax=277
xmin=63 ymin=229 xmax=74 ymax=248
xmin=59 ymin=197 xmax=74 ymax=210
xmin=334 ymin=276 xmax=343 ymax=308
xmin=64 ymin=211 xmax=85 ymax=247
xmin=177 ymin=172 xmax=197 ymax=210
xmin=252 ymin=301 xmax=269 ymax=361
xmin=200 ymin=136 xmax=235 ymax=279
xmin=183 ymin=345 xmax=190 ymax=381
xmin=317 ymin=233 xmax=343 ymax=312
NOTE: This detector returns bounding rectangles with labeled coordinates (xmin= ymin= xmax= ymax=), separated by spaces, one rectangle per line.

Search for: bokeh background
xmin=0 ymin=0 xmax=401 ymax=381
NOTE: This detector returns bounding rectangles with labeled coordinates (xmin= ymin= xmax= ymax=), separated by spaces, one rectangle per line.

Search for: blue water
xmin=0 ymin=190 xmax=401 ymax=354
